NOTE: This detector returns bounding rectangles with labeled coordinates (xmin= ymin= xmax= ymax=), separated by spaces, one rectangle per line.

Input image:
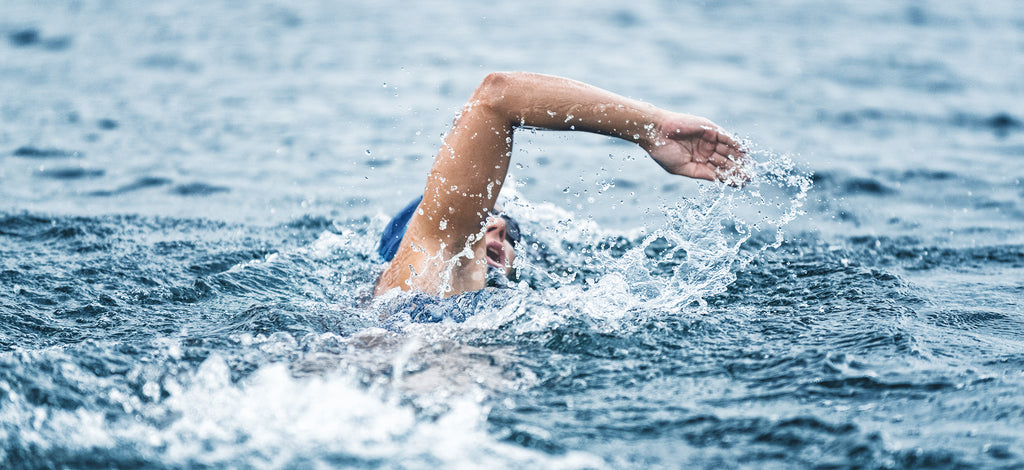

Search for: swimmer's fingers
xmin=684 ymin=160 xmax=748 ymax=187
xmin=645 ymin=114 xmax=749 ymax=184
xmin=693 ymin=126 xmax=750 ymax=185
xmin=714 ymin=126 xmax=747 ymax=157
xmin=711 ymin=153 xmax=753 ymax=187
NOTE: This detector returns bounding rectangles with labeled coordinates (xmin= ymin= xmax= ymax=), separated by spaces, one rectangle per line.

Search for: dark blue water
xmin=2 ymin=1 xmax=1023 ymax=468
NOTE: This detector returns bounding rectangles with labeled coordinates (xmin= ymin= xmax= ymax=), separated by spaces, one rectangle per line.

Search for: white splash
xmin=487 ymin=150 xmax=812 ymax=330
xmin=1 ymin=347 xmax=605 ymax=469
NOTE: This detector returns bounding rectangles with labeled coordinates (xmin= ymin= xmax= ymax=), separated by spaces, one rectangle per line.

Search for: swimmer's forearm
xmin=469 ymin=71 xmax=666 ymax=146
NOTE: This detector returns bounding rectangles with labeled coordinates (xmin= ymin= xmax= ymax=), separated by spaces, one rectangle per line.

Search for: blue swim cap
xmin=378 ymin=195 xmax=423 ymax=262
xmin=378 ymin=195 xmax=522 ymax=262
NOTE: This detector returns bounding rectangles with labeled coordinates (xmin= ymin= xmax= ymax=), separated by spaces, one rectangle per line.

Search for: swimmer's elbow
xmin=478 ymin=71 xmax=516 ymax=93
xmin=470 ymin=72 xmax=521 ymax=118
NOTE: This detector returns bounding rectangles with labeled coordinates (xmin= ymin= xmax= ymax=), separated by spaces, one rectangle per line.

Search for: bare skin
xmin=374 ymin=72 xmax=747 ymax=297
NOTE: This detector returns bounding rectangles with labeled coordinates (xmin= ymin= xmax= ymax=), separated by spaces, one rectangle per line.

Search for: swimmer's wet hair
xmin=378 ymin=195 xmax=522 ymax=262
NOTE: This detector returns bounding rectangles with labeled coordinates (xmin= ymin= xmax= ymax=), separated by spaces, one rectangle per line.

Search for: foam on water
xmin=151 ymin=355 xmax=592 ymax=468
xmin=0 ymin=335 xmax=605 ymax=469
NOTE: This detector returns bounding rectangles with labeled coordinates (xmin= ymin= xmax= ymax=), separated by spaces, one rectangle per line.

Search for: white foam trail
xmin=148 ymin=355 xmax=605 ymax=468
xmin=0 ymin=337 xmax=606 ymax=468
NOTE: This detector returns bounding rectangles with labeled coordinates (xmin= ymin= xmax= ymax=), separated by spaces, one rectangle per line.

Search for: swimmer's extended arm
xmin=420 ymin=71 xmax=745 ymax=242
xmin=379 ymin=72 xmax=746 ymax=295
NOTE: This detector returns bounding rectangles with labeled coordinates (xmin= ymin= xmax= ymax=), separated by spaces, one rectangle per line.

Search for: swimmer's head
xmin=378 ymin=196 xmax=523 ymax=280
xmin=484 ymin=208 xmax=520 ymax=280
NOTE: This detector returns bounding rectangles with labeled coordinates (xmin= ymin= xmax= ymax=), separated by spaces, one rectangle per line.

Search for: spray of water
xmin=495 ymin=149 xmax=812 ymax=330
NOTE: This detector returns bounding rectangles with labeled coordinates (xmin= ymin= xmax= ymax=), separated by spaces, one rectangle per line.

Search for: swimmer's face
xmin=484 ymin=215 xmax=518 ymax=279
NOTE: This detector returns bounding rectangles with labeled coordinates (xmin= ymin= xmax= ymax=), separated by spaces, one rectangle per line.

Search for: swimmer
xmin=375 ymin=72 xmax=747 ymax=297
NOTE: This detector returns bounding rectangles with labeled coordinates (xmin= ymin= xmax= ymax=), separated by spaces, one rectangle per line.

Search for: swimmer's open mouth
xmin=486 ymin=241 xmax=505 ymax=268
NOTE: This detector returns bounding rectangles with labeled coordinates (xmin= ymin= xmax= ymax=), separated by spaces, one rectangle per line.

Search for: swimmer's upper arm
xmin=403 ymin=73 xmax=519 ymax=258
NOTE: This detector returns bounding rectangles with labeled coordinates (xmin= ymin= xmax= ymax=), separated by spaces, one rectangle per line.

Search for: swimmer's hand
xmin=641 ymin=113 xmax=749 ymax=185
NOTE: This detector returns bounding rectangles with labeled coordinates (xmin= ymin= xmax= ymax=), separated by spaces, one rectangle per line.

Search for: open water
xmin=2 ymin=0 xmax=1023 ymax=468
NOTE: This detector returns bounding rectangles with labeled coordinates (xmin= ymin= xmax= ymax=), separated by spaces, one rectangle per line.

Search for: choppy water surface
xmin=2 ymin=1 xmax=1023 ymax=468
